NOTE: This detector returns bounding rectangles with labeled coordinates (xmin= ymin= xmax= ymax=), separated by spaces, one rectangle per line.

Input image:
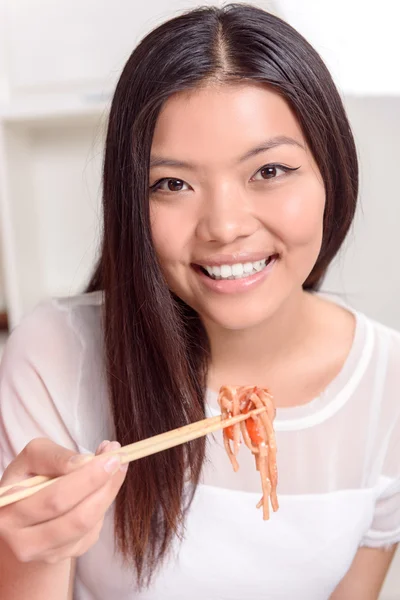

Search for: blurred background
xmin=0 ymin=1 xmax=398 ymax=596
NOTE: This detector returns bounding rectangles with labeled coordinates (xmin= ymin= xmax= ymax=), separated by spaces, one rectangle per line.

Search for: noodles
xmin=218 ymin=385 xmax=278 ymax=520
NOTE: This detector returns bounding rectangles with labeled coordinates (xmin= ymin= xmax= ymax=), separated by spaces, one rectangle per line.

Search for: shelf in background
xmin=0 ymin=93 xmax=111 ymax=127
xmin=0 ymin=105 xmax=106 ymax=327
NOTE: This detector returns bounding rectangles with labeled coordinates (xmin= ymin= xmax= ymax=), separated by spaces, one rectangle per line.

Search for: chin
xmin=199 ymin=300 xmax=282 ymax=332
xmin=210 ymin=315 xmax=268 ymax=332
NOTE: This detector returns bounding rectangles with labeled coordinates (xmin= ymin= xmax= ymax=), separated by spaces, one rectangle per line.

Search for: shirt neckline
xmin=205 ymin=302 xmax=374 ymax=431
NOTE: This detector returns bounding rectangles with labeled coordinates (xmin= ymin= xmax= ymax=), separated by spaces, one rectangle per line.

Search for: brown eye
xmin=252 ymin=164 xmax=299 ymax=183
xmin=260 ymin=166 xmax=278 ymax=179
xmin=151 ymin=178 xmax=190 ymax=193
xmin=167 ymin=179 xmax=185 ymax=191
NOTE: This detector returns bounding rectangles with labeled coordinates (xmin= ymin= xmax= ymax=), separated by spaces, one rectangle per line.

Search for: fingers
xmin=6 ymin=514 xmax=106 ymax=564
xmin=0 ymin=438 xmax=80 ymax=487
xmin=0 ymin=443 xmax=127 ymax=531
xmin=95 ymin=440 xmax=110 ymax=456
xmin=3 ymin=442 xmax=127 ymax=564
xmin=14 ymin=466 xmax=125 ymax=561
xmin=0 ymin=439 xmax=129 ymax=565
xmin=39 ymin=518 xmax=105 ymax=564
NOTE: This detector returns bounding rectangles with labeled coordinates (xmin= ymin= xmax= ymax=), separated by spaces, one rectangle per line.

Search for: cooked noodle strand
xmin=218 ymin=385 xmax=278 ymax=520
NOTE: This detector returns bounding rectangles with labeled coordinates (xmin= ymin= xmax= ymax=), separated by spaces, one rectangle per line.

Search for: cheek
xmin=270 ymin=181 xmax=325 ymax=249
xmin=150 ymin=213 xmax=169 ymax=259
xmin=150 ymin=204 xmax=173 ymax=272
xmin=150 ymin=201 xmax=192 ymax=271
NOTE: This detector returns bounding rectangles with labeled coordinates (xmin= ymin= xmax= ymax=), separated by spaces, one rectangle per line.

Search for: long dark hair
xmin=87 ymin=3 xmax=358 ymax=586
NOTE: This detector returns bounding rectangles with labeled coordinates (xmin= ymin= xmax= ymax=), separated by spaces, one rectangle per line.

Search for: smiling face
xmin=149 ymin=83 xmax=325 ymax=331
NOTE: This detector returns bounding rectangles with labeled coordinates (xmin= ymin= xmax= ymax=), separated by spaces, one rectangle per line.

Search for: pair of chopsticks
xmin=0 ymin=407 xmax=267 ymax=508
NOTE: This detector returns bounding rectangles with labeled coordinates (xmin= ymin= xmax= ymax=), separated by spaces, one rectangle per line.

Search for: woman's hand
xmin=0 ymin=438 xmax=128 ymax=564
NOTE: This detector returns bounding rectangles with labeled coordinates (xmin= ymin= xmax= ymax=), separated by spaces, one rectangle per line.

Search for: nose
xmin=196 ymin=184 xmax=259 ymax=245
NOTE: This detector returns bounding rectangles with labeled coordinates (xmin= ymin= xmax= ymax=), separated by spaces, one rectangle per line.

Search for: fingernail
xmin=104 ymin=456 xmax=121 ymax=474
xmin=107 ymin=441 xmax=121 ymax=452
xmin=96 ymin=440 xmax=110 ymax=454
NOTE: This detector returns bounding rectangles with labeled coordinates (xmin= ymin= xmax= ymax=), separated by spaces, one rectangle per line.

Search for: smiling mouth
xmin=196 ymin=254 xmax=278 ymax=280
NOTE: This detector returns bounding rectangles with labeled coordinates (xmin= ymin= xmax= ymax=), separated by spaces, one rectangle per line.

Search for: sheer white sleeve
xmin=361 ymin=419 xmax=400 ymax=547
xmin=361 ymin=326 xmax=400 ymax=547
xmin=0 ymin=301 xmax=83 ymax=477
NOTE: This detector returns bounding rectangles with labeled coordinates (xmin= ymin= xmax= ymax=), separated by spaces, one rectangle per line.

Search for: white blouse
xmin=0 ymin=291 xmax=399 ymax=599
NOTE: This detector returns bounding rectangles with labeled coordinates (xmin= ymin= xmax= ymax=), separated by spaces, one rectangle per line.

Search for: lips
xmin=192 ymin=254 xmax=278 ymax=294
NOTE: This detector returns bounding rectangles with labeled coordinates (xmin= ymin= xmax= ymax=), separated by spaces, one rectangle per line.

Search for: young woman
xmin=0 ymin=4 xmax=399 ymax=599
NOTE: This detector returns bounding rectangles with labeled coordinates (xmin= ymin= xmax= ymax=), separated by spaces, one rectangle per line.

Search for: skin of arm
xmin=0 ymin=535 xmax=72 ymax=600
xmin=330 ymin=545 xmax=398 ymax=600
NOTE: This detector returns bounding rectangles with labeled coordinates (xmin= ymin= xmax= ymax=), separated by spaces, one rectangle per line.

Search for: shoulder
xmin=367 ymin=314 xmax=400 ymax=345
xmin=318 ymin=292 xmax=400 ymax=367
xmin=364 ymin=315 xmax=400 ymax=408
xmin=317 ymin=292 xmax=400 ymax=411
xmin=6 ymin=290 xmax=103 ymax=351
xmin=361 ymin=312 xmax=400 ymax=369
xmin=0 ymin=292 xmax=107 ymax=458
xmin=348 ymin=311 xmax=400 ymax=440
xmin=1 ymin=291 xmax=104 ymax=389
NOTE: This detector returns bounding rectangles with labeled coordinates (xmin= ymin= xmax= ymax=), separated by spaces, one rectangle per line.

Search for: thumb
xmin=0 ymin=437 xmax=91 ymax=486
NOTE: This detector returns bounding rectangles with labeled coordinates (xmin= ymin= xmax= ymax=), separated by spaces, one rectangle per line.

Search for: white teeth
xmin=220 ymin=265 xmax=232 ymax=278
xmin=203 ymin=258 xmax=271 ymax=280
xmin=232 ymin=263 xmax=244 ymax=277
xmin=243 ymin=262 xmax=253 ymax=274
xmin=255 ymin=260 xmax=265 ymax=272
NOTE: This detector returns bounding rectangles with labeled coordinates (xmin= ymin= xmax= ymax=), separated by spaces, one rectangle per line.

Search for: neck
xmin=205 ymin=289 xmax=315 ymax=387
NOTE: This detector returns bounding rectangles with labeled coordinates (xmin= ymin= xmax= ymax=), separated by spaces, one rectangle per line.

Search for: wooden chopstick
xmin=0 ymin=407 xmax=266 ymax=508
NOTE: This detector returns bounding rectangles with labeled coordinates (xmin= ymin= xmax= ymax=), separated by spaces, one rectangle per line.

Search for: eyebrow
xmin=149 ymin=135 xmax=305 ymax=170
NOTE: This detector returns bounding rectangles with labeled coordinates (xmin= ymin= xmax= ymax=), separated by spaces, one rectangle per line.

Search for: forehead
xmin=151 ymin=83 xmax=305 ymax=162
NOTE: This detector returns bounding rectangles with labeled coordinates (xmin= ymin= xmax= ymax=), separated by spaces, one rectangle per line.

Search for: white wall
xmin=278 ymin=0 xmax=400 ymax=95
xmin=323 ymin=96 xmax=400 ymax=328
